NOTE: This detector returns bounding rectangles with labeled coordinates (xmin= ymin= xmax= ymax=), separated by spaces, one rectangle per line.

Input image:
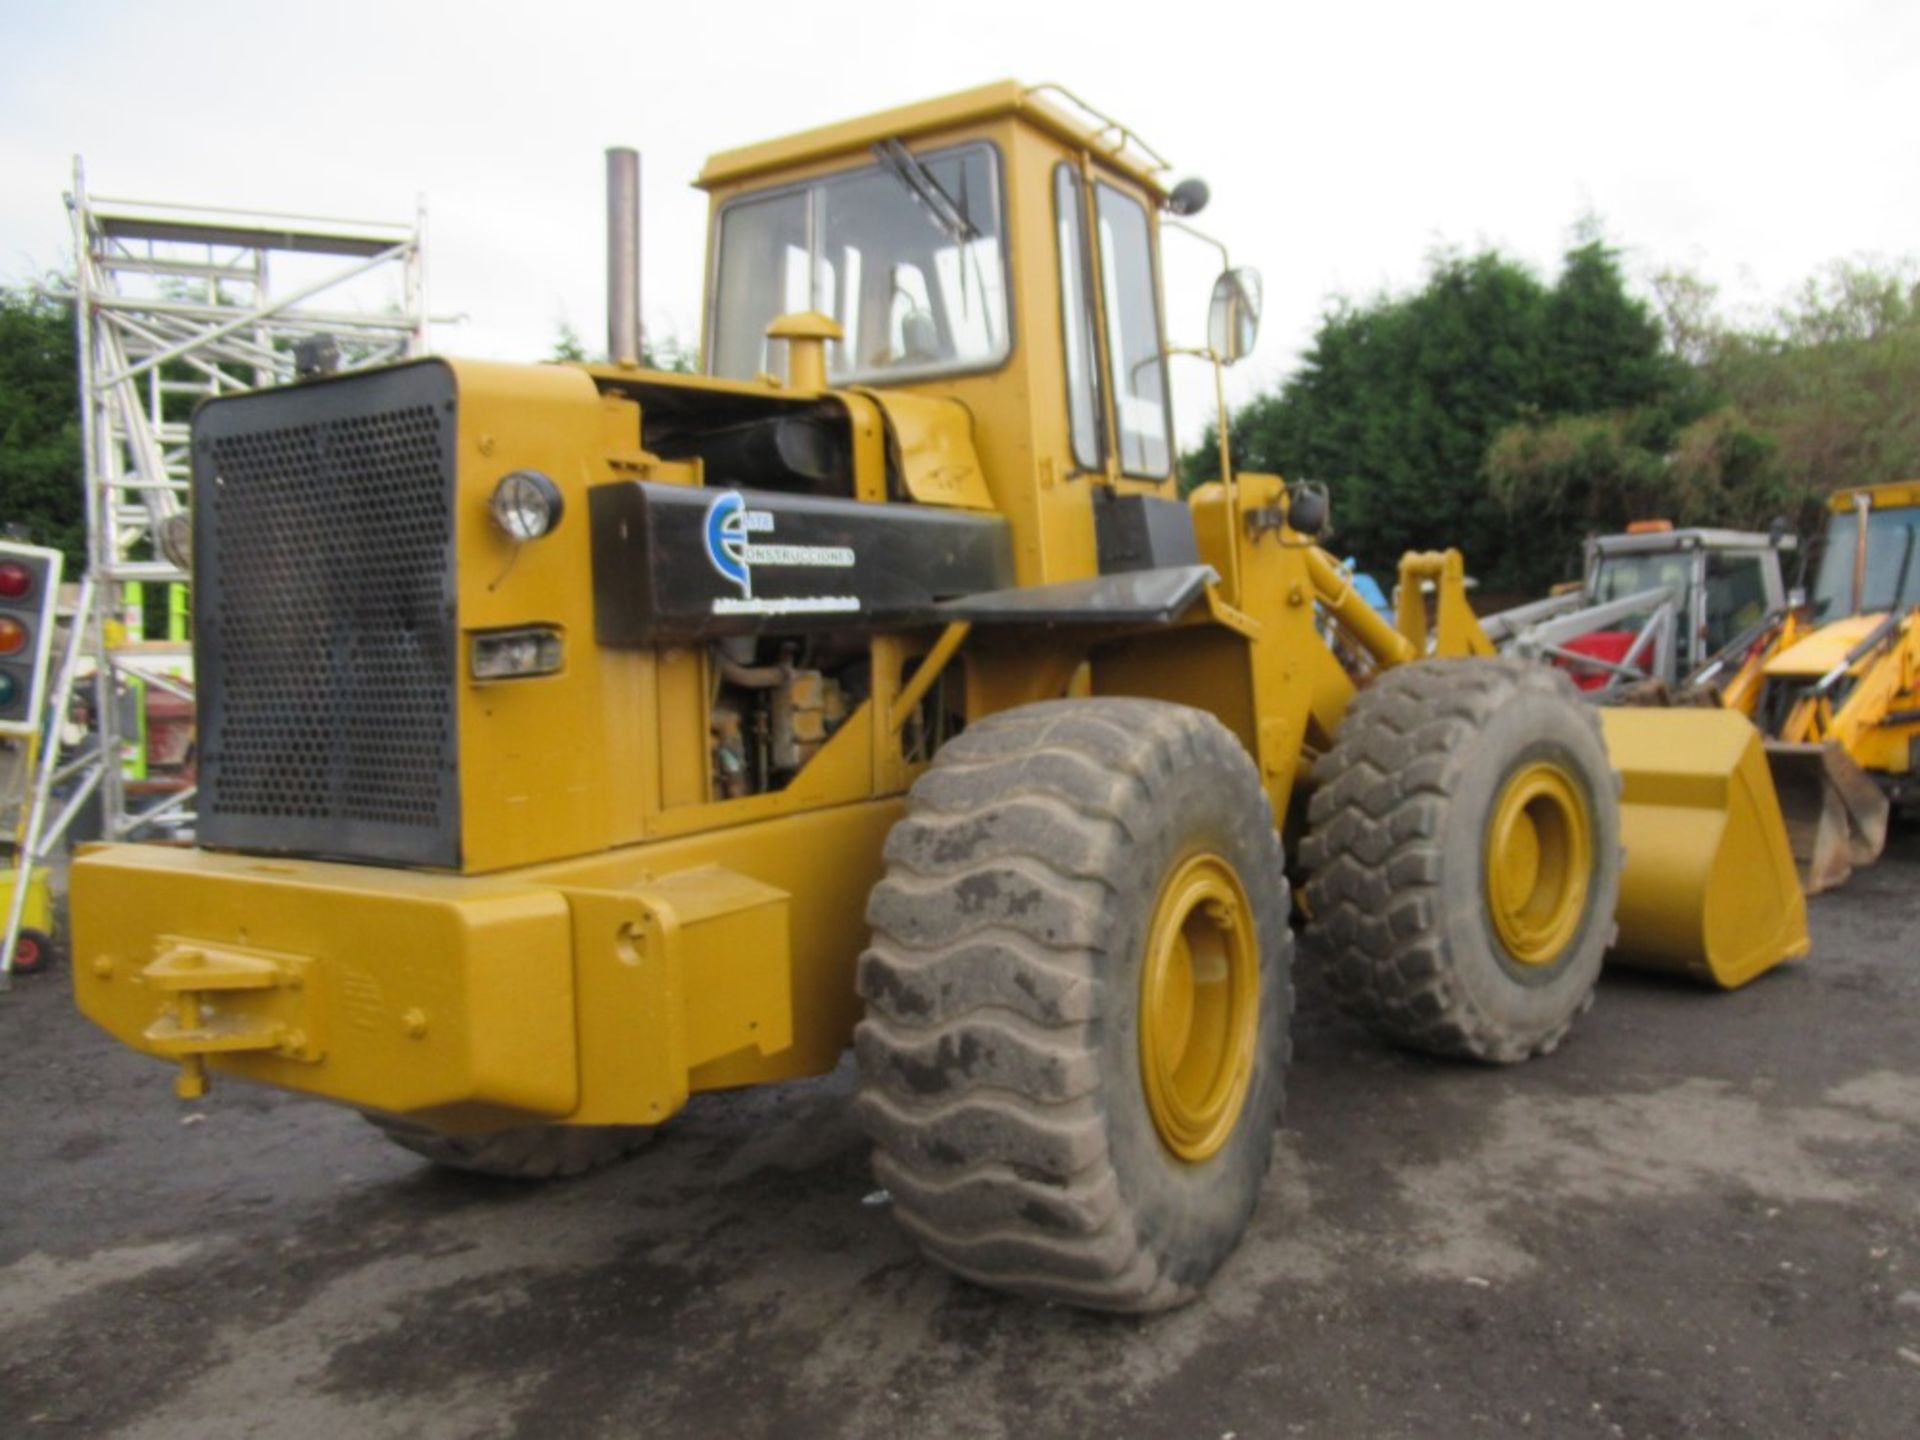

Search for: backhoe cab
xmin=72 ymin=82 xmax=1810 ymax=1312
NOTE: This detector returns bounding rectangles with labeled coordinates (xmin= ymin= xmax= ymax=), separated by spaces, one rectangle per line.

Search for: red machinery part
xmin=1556 ymin=631 xmax=1635 ymax=691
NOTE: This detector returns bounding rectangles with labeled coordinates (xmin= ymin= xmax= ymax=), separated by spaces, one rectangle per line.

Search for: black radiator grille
xmin=193 ymin=361 xmax=460 ymax=867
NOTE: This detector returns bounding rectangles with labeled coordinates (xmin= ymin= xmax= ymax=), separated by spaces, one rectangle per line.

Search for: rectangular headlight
xmin=471 ymin=626 xmax=564 ymax=681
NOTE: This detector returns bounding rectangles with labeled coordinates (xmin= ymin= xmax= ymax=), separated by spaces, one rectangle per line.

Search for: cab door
xmin=1701 ymin=549 xmax=1773 ymax=664
xmin=1052 ymin=163 xmax=1176 ymax=492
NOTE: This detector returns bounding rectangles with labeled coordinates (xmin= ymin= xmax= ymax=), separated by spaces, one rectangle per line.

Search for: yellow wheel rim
xmin=1484 ymin=760 xmax=1592 ymax=967
xmin=1139 ymin=853 xmax=1261 ymax=1163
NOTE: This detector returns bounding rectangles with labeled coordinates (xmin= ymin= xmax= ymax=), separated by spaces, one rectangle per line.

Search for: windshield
xmin=1591 ymin=552 xmax=1691 ymax=608
xmin=708 ymin=142 xmax=1009 ymax=385
xmin=1812 ymin=506 xmax=1920 ymax=618
xmin=1586 ymin=551 xmax=1690 ymax=643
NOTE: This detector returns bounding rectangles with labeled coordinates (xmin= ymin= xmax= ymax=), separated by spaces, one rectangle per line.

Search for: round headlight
xmin=490 ymin=470 xmax=565 ymax=542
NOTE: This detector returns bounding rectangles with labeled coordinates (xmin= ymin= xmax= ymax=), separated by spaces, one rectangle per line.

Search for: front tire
xmin=1301 ymin=658 xmax=1621 ymax=1063
xmin=855 ymin=698 xmax=1292 ymax=1312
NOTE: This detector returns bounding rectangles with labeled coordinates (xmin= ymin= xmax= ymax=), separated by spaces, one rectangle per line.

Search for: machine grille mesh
xmin=194 ymin=363 xmax=459 ymax=866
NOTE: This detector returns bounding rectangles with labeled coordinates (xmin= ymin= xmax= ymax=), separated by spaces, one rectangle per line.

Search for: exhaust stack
xmin=606 ymin=147 xmax=641 ymax=367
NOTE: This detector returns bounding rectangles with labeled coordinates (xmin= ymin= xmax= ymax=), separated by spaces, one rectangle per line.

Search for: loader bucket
xmin=1598 ymin=708 xmax=1810 ymax=989
xmin=1762 ymin=741 xmax=1891 ymax=894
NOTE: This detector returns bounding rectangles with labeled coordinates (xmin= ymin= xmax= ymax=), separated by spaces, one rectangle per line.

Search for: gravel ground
xmin=2 ymin=830 xmax=1916 ymax=1439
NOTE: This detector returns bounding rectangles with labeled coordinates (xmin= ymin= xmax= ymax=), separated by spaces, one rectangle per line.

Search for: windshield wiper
xmin=872 ymin=139 xmax=978 ymax=247
xmin=870 ymin=139 xmax=999 ymax=350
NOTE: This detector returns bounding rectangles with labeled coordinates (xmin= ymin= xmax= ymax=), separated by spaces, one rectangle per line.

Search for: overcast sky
xmin=4 ymin=0 xmax=1915 ymax=446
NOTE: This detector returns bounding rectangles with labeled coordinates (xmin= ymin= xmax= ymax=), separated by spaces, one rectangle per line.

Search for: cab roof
xmin=696 ymin=80 xmax=1172 ymax=199
xmin=1829 ymin=479 xmax=1920 ymax=512
xmin=1590 ymin=527 xmax=1794 ymax=555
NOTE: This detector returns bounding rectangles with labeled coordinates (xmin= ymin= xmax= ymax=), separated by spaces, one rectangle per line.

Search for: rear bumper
xmin=71 ymin=841 xmax=797 ymax=1130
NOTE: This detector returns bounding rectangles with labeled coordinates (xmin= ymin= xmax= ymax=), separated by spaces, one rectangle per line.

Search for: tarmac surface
xmin=2 ymin=831 xmax=1917 ymax=1439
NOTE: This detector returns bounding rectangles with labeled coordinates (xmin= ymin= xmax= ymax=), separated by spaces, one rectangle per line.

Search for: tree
xmin=0 ymin=284 xmax=83 ymax=567
xmin=550 ymin=319 xmax=696 ymax=373
xmin=1703 ymin=260 xmax=1920 ymax=514
xmin=550 ymin=321 xmax=591 ymax=363
xmin=1538 ymin=240 xmax=1677 ymax=415
xmin=1187 ymin=240 xmax=1686 ymax=591
xmin=1494 ymin=258 xmax=1920 ymax=562
xmin=1487 ymin=406 xmax=1786 ymax=541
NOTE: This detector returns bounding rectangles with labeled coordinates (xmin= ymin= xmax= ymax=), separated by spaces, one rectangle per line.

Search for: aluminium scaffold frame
xmin=62 ymin=158 xmax=430 ymax=849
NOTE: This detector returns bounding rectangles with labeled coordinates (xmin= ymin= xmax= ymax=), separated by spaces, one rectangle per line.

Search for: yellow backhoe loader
xmin=1694 ymin=483 xmax=1915 ymax=890
xmin=71 ymin=83 xmax=1810 ymax=1311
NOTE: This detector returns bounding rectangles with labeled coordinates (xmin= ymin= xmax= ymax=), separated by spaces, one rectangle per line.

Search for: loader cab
xmin=696 ymin=82 xmax=1198 ymax=586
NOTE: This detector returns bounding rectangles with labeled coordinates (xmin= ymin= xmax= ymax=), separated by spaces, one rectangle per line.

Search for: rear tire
xmin=363 ymin=1114 xmax=653 ymax=1179
xmin=855 ymin=698 xmax=1292 ymax=1312
xmin=1301 ymin=658 xmax=1620 ymax=1063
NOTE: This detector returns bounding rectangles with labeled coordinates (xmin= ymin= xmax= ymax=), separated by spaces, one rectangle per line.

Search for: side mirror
xmin=1207 ymin=267 xmax=1262 ymax=366
xmin=1167 ymin=177 xmax=1211 ymax=217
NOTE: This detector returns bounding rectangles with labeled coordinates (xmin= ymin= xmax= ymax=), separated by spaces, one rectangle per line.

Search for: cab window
xmin=1094 ymin=182 xmax=1172 ymax=476
xmin=1813 ymin=507 xmax=1920 ymax=618
xmin=1703 ymin=552 xmax=1769 ymax=653
xmin=1592 ymin=553 xmax=1690 ymax=606
xmin=1054 ymin=165 xmax=1104 ymax=471
xmin=710 ymin=142 xmax=1009 ymax=385
xmin=1589 ymin=550 xmax=1692 ymax=639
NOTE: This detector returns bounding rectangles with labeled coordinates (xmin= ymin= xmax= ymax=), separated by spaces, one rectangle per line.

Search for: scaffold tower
xmin=64 ymin=159 xmax=429 ymax=844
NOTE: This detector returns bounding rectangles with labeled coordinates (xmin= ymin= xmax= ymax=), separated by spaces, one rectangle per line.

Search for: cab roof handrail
xmin=1024 ymin=83 xmax=1173 ymax=173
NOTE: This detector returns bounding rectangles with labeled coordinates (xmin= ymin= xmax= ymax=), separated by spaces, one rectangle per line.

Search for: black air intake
xmin=192 ymin=360 xmax=460 ymax=867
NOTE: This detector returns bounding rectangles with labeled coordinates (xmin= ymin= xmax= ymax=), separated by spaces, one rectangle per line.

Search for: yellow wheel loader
xmin=71 ymin=83 xmax=1810 ymax=1311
